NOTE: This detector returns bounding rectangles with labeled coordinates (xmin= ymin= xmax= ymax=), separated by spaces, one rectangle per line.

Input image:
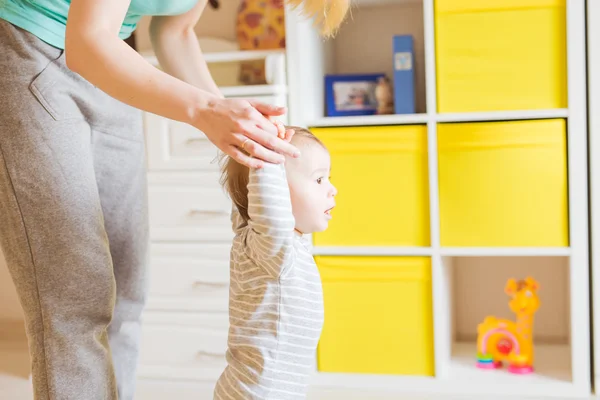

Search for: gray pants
xmin=0 ymin=20 xmax=150 ymax=400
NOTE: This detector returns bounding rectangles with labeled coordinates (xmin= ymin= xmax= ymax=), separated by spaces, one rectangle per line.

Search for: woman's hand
xmin=193 ymin=98 xmax=300 ymax=169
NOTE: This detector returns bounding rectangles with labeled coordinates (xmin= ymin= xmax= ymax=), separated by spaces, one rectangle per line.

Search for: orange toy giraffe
xmin=476 ymin=277 xmax=541 ymax=374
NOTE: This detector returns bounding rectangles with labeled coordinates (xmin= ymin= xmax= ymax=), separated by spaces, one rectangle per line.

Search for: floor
xmin=0 ymin=338 xmax=596 ymax=400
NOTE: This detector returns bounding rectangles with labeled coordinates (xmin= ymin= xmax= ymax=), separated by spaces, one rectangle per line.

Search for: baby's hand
xmin=268 ymin=116 xmax=295 ymax=143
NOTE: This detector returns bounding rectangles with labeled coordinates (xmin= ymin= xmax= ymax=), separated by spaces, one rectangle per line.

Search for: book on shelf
xmin=393 ymin=35 xmax=416 ymax=115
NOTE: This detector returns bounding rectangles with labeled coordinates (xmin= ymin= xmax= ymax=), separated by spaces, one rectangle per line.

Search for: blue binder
xmin=393 ymin=35 xmax=416 ymax=114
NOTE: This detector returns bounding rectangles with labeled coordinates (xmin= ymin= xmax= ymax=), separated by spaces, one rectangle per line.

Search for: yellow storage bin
xmin=435 ymin=0 xmax=567 ymax=112
xmin=316 ymin=256 xmax=434 ymax=376
xmin=311 ymin=126 xmax=430 ymax=247
xmin=438 ymin=119 xmax=568 ymax=247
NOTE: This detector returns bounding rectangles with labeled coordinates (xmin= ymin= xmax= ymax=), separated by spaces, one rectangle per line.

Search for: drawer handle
xmin=196 ymin=350 xmax=223 ymax=360
xmin=192 ymin=281 xmax=227 ymax=289
xmin=185 ymin=137 xmax=208 ymax=145
xmin=188 ymin=209 xmax=228 ymax=217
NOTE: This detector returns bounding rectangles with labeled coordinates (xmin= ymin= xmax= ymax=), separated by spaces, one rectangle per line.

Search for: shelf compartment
xmin=434 ymin=0 xmax=567 ymax=113
xmin=436 ymin=109 xmax=569 ymax=124
xmin=437 ymin=119 xmax=569 ymax=247
xmin=312 ymin=125 xmax=430 ymax=247
xmin=316 ymin=256 xmax=434 ymax=376
xmin=447 ymin=256 xmax=571 ymax=387
xmin=291 ymin=0 xmax=427 ymax=124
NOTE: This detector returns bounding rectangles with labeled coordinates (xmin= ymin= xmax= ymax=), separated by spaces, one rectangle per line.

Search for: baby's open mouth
xmin=325 ymin=207 xmax=334 ymax=216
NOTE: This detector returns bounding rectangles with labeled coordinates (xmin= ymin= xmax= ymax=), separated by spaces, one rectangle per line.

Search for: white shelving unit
xmin=141 ymin=48 xmax=288 ymax=99
xmin=587 ymin=0 xmax=600 ymax=397
xmin=286 ymin=0 xmax=590 ymax=398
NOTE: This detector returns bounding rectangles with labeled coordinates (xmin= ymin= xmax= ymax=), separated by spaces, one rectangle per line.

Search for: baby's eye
xmin=316 ymin=177 xmax=323 ymax=184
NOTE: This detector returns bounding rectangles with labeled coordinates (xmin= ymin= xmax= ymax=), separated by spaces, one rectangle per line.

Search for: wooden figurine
xmin=375 ymin=76 xmax=394 ymax=115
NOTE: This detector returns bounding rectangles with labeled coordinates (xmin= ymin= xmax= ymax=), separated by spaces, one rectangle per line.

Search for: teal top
xmin=0 ymin=0 xmax=198 ymax=49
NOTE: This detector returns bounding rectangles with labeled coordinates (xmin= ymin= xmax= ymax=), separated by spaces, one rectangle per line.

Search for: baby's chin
xmin=310 ymin=222 xmax=330 ymax=234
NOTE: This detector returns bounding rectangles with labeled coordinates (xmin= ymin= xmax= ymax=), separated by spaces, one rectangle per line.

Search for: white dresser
xmin=135 ymin=51 xmax=288 ymax=400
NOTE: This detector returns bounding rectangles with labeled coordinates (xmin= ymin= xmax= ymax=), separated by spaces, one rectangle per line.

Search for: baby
xmin=214 ymin=126 xmax=337 ymax=400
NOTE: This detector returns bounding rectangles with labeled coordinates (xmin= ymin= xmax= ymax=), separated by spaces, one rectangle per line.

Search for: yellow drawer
xmin=311 ymin=126 xmax=430 ymax=247
xmin=438 ymin=119 xmax=568 ymax=247
xmin=435 ymin=0 xmax=567 ymax=112
xmin=316 ymin=256 xmax=434 ymax=376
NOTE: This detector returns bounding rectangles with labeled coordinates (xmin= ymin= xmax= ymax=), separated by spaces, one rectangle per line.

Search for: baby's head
xmin=220 ymin=126 xmax=337 ymax=234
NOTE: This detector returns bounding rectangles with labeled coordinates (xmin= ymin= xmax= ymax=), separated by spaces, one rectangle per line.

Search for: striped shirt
xmin=214 ymin=162 xmax=324 ymax=400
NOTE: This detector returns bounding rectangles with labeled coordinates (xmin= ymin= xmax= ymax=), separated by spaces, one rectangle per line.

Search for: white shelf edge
xmin=436 ymin=109 xmax=569 ymax=123
xmin=220 ymin=84 xmax=288 ymax=97
xmin=310 ymin=344 xmax=581 ymax=398
xmin=440 ymin=247 xmax=572 ymax=257
xmin=586 ymin=0 xmax=600 ymax=393
xmin=353 ymin=0 xmax=422 ymax=8
xmin=307 ymin=113 xmax=429 ymax=127
xmin=141 ymin=51 xmax=287 ymax=98
xmin=141 ymin=49 xmax=285 ymax=66
xmin=565 ymin=0 xmax=591 ymax=393
xmin=311 ymin=247 xmax=572 ymax=257
xmin=311 ymin=373 xmax=582 ymax=398
xmin=311 ymin=246 xmax=433 ymax=256
xmin=305 ymin=109 xmax=569 ymax=128
xmin=423 ymin=0 xmax=448 ymax=380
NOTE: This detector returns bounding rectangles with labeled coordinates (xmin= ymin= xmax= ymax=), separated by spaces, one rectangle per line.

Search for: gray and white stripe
xmin=214 ymin=163 xmax=324 ymax=400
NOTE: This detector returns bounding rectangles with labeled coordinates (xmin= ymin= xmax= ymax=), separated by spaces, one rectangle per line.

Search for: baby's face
xmin=285 ymin=138 xmax=337 ymax=234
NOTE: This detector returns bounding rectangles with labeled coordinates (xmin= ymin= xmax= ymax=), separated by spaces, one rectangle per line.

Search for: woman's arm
xmin=65 ymin=0 xmax=299 ymax=168
xmin=148 ymin=1 xmax=288 ymax=132
xmin=148 ymin=0 xmax=222 ymax=98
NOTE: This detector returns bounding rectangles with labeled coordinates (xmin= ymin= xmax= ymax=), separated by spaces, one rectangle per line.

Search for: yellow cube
xmin=311 ymin=126 xmax=430 ymax=247
xmin=435 ymin=0 xmax=567 ymax=112
xmin=316 ymin=256 xmax=434 ymax=376
xmin=437 ymin=119 xmax=569 ymax=247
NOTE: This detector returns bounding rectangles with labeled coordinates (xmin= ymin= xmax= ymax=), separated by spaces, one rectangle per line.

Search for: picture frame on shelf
xmin=325 ymin=73 xmax=385 ymax=117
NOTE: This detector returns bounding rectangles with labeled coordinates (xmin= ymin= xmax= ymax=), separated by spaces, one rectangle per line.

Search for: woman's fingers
xmin=245 ymin=125 xmax=300 ymax=158
xmin=228 ymin=145 xmax=263 ymax=169
xmin=238 ymin=135 xmax=286 ymax=164
xmin=249 ymin=100 xmax=287 ymax=118
xmin=244 ymin=105 xmax=279 ymax=136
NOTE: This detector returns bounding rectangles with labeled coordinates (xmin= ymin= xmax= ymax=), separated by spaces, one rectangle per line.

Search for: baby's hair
xmin=219 ymin=126 xmax=325 ymax=223
xmin=286 ymin=0 xmax=350 ymax=37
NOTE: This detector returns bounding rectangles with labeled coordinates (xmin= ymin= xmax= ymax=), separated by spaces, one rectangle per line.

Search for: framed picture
xmin=325 ymin=73 xmax=385 ymax=117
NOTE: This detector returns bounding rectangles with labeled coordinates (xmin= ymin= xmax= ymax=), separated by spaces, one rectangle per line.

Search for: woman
xmin=0 ymin=0 xmax=348 ymax=399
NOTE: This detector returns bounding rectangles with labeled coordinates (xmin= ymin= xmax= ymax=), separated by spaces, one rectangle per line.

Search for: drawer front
xmin=437 ymin=119 xmax=568 ymax=247
xmin=316 ymin=256 xmax=434 ymax=377
xmin=147 ymin=243 xmax=231 ymax=312
xmin=148 ymin=182 xmax=233 ymax=242
xmin=135 ymin=379 xmax=217 ymax=400
xmin=434 ymin=0 xmax=566 ymax=112
xmin=311 ymin=125 xmax=430 ymax=247
xmin=145 ymin=95 xmax=288 ymax=172
xmin=138 ymin=313 xmax=229 ymax=382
